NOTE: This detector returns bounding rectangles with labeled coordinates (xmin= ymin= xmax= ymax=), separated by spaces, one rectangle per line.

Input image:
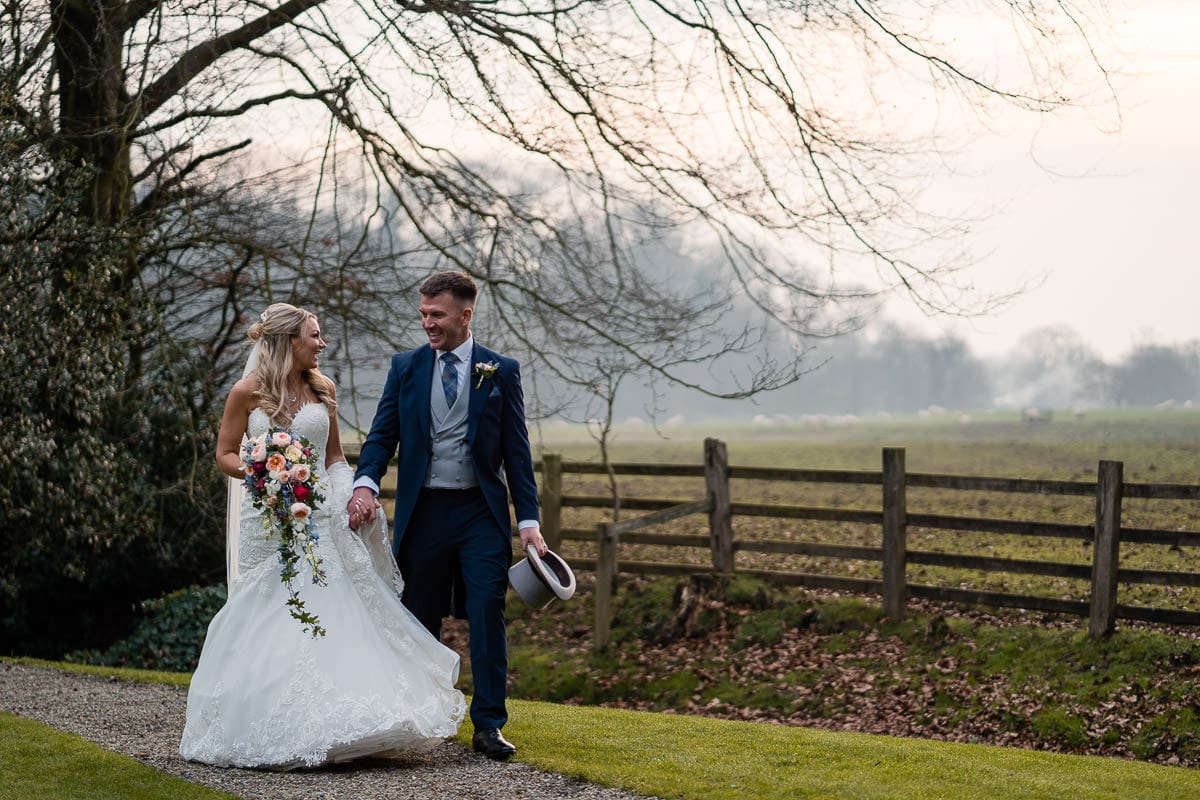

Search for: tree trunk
xmin=52 ymin=0 xmax=135 ymax=226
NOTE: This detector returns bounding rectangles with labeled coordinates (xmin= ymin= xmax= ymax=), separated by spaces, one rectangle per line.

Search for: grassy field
xmin=517 ymin=408 xmax=1200 ymax=614
xmin=8 ymin=410 xmax=1194 ymax=799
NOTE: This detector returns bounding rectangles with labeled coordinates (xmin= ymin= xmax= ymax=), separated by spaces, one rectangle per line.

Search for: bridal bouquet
xmin=242 ymin=428 xmax=328 ymax=637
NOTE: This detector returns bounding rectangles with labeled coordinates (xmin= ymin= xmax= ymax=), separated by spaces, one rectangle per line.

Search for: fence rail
xmin=542 ymin=439 xmax=1200 ymax=648
xmin=348 ymin=438 xmax=1200 ymax=649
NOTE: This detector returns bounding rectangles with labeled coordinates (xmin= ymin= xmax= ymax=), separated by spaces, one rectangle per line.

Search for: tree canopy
xmin=4 ymin=0 xmax=1118 ymax=395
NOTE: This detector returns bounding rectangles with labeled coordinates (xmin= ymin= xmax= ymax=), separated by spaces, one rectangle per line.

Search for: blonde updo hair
xmin=247 ymin=302 xmax=336 ymax=424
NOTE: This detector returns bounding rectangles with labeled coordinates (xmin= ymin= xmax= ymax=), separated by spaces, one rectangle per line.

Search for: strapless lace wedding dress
xmin=179 ymin=403 xmax=465 ymax=769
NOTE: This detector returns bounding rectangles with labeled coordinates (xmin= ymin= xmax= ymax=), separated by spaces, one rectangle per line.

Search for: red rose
xmin=293 ymin=484 xmax=310 ymax=502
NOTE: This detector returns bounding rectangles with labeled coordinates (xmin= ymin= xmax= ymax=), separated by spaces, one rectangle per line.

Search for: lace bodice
xmin=238 ymin=403 xmax=330 ymax=572
xmin=247 ymin=402 xmax=329 ymax=467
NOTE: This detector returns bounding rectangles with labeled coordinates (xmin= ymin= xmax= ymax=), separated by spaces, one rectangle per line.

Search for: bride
xmin=180 ymin=303 xmax=465 ymax=769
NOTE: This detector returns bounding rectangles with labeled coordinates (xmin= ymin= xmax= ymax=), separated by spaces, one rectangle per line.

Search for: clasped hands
xmin=345 ymin=488 xmax=548 ymax=555
xmin=347 ymin=487 xmax=379 ymax=531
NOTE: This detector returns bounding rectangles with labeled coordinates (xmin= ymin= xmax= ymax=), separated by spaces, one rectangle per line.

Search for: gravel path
xmin=0 ymin=662 xmax=658 ymax=800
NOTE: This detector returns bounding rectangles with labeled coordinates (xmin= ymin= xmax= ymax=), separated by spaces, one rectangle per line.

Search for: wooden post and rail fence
xmin=350 ymin=439 xmax=1200 ymax=650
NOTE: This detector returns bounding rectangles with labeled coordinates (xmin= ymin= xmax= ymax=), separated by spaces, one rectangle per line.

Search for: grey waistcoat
xmin=426 ymin=366 xmax=478 ymax=489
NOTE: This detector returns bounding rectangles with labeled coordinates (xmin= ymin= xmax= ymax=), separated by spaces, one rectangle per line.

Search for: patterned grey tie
xmin=440 ymin=351 xmax=459 ymax=407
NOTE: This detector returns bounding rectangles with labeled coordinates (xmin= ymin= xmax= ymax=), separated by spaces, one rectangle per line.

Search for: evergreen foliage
xmin=66 ymin=585 xmax=227 ymax=673
xmin=0 ymin=127 xmax=225 ymax=657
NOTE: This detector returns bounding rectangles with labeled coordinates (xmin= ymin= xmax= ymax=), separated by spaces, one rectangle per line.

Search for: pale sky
xmin=893 ymin=0 xmax=1199 ymax=359
xmin=254 ymin=1 xmax=1195 ymax=364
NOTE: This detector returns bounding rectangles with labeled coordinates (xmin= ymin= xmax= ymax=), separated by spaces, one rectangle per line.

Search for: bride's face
xmin=291 ymin=316 xmax=327 ymax=371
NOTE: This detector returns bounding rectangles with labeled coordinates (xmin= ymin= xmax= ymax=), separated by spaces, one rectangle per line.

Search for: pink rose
xmin=291 ymin=464 xmax=311 ymax=483
xmin=290 ymin=502 xmax=311 ymax=521
xmin=271 ymin=431 xmax=292 ymax=447
xmin=250 ymin=442 xmax=267 ymax=462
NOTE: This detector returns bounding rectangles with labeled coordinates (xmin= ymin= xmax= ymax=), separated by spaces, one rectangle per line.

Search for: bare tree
xmin=1 ymin=0 xmax=1121 ymax=653
xmin=4 ymin=0 xmax=1117 ymax=399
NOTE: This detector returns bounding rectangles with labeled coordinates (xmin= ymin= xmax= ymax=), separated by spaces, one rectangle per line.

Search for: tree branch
xmin=135 ymin=0 xmax=329 ymax=123
xmin=134 ymin=139 xmax=252 ymax=217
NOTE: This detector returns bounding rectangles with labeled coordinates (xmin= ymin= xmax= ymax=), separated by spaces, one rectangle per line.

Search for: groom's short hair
xmin=420 ymin=271 xmax=477 ymax=305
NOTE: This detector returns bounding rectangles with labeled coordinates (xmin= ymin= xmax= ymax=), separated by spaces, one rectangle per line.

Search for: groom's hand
xmin=519 ymin=524 xmax=547 ymax=556
xmin=347 ymin=487 xmax=378 ymax=531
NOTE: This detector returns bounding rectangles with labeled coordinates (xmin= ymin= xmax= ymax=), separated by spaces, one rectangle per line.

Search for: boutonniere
xmin=474 ymin=361 xmax=499 ymax=389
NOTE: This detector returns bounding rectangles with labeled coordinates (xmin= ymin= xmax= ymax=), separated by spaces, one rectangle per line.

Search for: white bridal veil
xmin=224 ymin=342 xmax=261 ymax=587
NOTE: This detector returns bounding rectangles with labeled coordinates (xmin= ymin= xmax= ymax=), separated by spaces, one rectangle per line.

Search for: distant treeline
xmin=574 ymin=323 xmax=1200 ymax=421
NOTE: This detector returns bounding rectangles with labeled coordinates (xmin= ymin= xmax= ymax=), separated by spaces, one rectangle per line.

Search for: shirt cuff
xmin=353 ymin=476 xmax=380 ymax=495
xmin=517 ymin=519 xmax=539 ymax=531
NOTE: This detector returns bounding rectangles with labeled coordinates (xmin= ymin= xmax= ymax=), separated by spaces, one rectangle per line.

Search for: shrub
xmin=66 ymin=584 xmax=226 ymax=673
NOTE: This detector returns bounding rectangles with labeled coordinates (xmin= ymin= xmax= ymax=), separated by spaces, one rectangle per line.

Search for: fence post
xmin=540 ymin=453 xmax=563 ymax=550
xmin=881 ymin=447 xmax=908 ymax=619
xmin=593 ymin=522 xmax=618 ymax=652
xmin=1089 ymin=459 xmax=1124 ymax=639
xmin=704 ymin=438 xmax=734 ymax=573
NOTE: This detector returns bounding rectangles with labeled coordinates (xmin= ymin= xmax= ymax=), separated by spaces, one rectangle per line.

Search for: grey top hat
xmin=508 ymin=545 xmax=576 ymax=608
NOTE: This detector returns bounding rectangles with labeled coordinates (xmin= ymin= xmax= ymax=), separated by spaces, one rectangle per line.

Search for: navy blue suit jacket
xmin=355 ymin=342 xmax=540 ymax=551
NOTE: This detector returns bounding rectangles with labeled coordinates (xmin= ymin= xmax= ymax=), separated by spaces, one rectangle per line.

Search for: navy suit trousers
xmin=397 ymin=486 xmax=511 ymax=731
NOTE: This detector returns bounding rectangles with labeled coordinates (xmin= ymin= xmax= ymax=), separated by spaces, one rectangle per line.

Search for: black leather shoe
xmin=472 ymin=728 xmax=517 ymax=760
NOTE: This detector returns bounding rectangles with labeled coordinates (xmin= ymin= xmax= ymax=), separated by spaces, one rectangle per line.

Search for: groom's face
xmin=420 ymin=291 xmax=472 ymax=352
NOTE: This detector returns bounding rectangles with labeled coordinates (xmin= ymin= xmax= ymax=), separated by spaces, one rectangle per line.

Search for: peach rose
xmin=266 ymin=453 xmax=286 ymax=473
xmin=250 ymin=442 xmax=267 ymax=462
xmin=290 ymin=502 xmax=311 ymax=521
xmin=291 ymin=464 xmax=311 ymax=482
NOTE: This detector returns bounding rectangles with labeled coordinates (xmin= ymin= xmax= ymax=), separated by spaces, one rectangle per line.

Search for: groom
xmin=348 ymin=271 xmax=545 ymax=760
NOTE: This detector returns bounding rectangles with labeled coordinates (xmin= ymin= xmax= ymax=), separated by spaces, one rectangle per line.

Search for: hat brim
xmin=508 ymin=546 xmax=576 ymax=606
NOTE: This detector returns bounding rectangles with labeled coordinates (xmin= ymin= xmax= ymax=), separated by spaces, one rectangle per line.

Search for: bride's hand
xmin=347 ymin=487 xmax=377 ymax=531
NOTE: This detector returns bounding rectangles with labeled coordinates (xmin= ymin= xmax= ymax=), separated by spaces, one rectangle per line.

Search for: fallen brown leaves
xmin=491 ymin=585 xmax=1200 ymax=768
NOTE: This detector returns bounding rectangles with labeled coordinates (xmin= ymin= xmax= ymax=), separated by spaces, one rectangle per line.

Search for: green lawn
xmin=0 ymin=711 xmax=237 ymax=800
xmin=6 ymin=659 xmax=1200 ymax=800
xmin=478 ymin=700 xmax=1200 ymax=800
